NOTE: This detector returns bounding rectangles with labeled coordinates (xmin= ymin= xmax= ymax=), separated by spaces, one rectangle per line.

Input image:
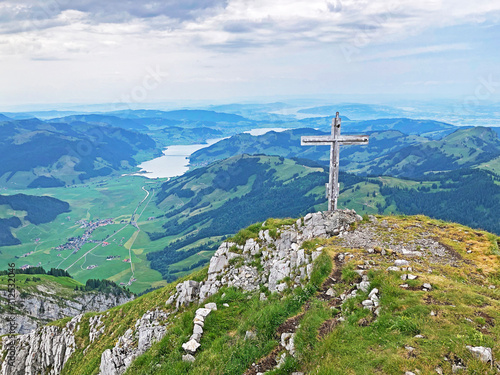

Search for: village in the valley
xmin=18 ymin=218 xmax=129 ymax=271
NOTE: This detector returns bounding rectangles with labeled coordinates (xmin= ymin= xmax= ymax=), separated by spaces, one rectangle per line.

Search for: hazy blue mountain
xmin=108 ymin=109 xmax=249 ymax=123
xmin=49 ymin=114 xmax=147 ymax=131
xmin=158 ymin=126 xmax=223 ymax=144
xmin=297 ymin=103 xmax=406 ymax=119
xmin=208 ymin=102 xmax=297 ymax=121
xmin=209 ymin=102 xmax=293 ymax=113
xmin=0 ymin=114 xmax=11 ymax=121
xmin=1 ymin=111 xmax=83 ymax=120
xmin=189 ymin=128 xmax=427 ymax=168
xmin=342 ymin=118 xmax=457 ymax=139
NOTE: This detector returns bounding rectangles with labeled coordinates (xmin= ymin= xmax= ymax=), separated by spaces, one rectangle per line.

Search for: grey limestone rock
xmin=0 ymin=290 xmax=133 ymax=335
xmin=466 ymin=345 xmax=492 ymax=363
xmin=98 ymin=309 xmax=169 ymax=375
xmin=0 ymin=314 xmax=82 ymax=375
xmin=182 ymin=339 xmax=201 ymax=355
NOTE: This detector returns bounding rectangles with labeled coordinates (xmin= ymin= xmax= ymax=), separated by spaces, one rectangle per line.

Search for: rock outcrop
xmin=98 ymin=309 xmax=169 ymax=375
xmin=167 ymin=210 xmax=361 ymax=307
xmin=0 ymin=290 xmax=134 ymax=335
xmin=0 ymin=314 xmax=82 ymax=375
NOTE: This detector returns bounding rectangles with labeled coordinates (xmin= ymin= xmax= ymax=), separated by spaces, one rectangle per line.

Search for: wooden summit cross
xmin=301 ymin=112 xmax=369 ymax=211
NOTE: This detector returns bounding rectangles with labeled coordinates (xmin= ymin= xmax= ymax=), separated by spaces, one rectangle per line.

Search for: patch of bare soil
xmin=243 ymin=345 xmax=283 ymax=375
xmin=423 ymin=295 xmax=453 ymax=306
xmin=319 ymin=318 xmax=338 ymax=337
xmin=244 ymin=312 xmax=306 ymax=375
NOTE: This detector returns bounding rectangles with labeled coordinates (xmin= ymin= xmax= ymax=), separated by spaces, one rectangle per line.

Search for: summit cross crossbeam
xmin=301 ymin=112 xmax=369 ymax=211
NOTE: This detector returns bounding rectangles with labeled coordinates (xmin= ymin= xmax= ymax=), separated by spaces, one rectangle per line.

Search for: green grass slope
xmin=38 ymin=213 xmax=500 ymax=375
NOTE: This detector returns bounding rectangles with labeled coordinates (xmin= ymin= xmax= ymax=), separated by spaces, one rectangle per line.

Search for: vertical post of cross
xmin=328 ymin=112 xmax=341 ymax=211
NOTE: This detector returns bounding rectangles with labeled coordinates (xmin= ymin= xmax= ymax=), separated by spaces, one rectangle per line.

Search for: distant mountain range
xmin=50 ymin=114 xmax=148 ymax=131
xmin=106 ymin=109 xmax=249 ymax=123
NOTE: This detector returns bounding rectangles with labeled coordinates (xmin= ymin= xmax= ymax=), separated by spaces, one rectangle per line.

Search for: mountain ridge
xmin=1 ymin=210 xmax=499 ymax=374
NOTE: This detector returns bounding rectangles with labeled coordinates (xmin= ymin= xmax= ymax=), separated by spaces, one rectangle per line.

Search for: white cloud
xmin=0 ymin=0 xmax=499 ymax=105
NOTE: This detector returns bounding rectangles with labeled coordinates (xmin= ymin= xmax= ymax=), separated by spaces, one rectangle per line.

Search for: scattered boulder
xmin=466 ymin=345 xmax=493 ymax=363
xmin=182 ymin=339 xmax=201 ymax=354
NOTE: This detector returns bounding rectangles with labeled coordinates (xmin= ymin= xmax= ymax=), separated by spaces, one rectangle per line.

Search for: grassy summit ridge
xmin=19 ymin=213 xmax=498 ymax=375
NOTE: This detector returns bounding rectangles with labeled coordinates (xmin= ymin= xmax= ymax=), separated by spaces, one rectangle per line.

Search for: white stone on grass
xmin=326 ymin=288 xmax=336 ymax=297
xmin=358 ymin=281 xmax=370 ymax=293
xmin=193 ymin=324 xmax=203 ymax=335
xmin=368 ymin=288 xmax=379 ymax=299
xmin=182 ymin=339 xmax=200 ymax=354
xmin=195 ymin=308 xmax=211 ymax=317
xmin=466 ymin=346 xmax=492 ymax=363
xmin=182 ymin=354 xmax=195 ymax=362
xmin=204 ymin=302 xmax=217 ymax=311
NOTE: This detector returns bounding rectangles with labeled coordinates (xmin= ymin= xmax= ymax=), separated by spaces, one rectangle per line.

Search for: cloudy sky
xmin=0 ymin=0 xmax=499 ymax=109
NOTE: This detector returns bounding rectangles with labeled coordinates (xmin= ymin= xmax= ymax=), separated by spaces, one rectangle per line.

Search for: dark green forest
xmin=0 ymin=266 xmax=71 ymax=277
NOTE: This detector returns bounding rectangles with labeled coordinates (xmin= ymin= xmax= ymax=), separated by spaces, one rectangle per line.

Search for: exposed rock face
xmin=0 ymin=290 xmax=134 ymax=335
xmin=165 ymin=280 xmax=200 ymax=309
xmin=98 ymin=308 xmax=169 ymax=375
xmin=0 ymin=314 xmax=82 ymax=375
xmin=166 ymin=210 xmax=361 ymax=308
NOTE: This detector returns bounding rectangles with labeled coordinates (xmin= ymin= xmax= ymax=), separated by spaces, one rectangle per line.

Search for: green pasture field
xmin=0 ymin=175 xmax=170 ymax=293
